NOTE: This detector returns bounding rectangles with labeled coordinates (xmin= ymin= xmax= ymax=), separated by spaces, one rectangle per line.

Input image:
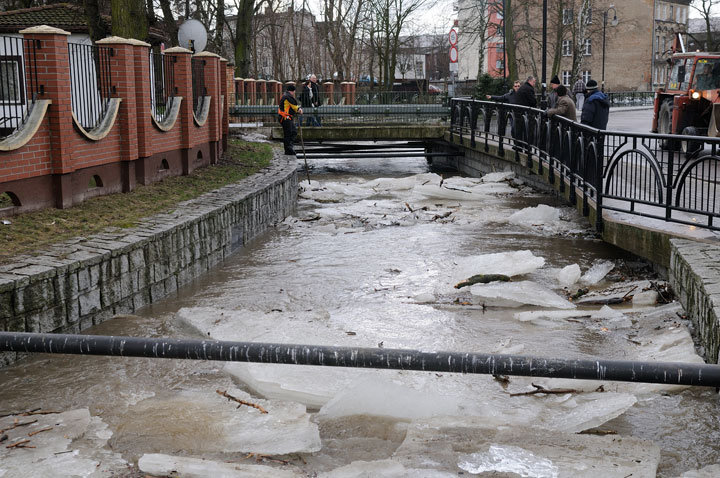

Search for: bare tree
xmin=456 ymin=0 xmax=492 ymax=80
xmin=690 ymin=0 xmax=720 ymax=51
xmin=320 ymin=0 xmax=365 ymax=80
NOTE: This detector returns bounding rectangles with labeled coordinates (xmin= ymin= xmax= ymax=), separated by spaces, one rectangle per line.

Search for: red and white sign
xmin=449 ymin=45 xmax=458 ymax=63
xmin=448 ymin=28 xmax=458 ymax=46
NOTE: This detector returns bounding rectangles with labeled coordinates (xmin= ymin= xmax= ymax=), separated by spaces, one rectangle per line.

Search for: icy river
xmin=1 ymin=151 xmax=720 ymax=478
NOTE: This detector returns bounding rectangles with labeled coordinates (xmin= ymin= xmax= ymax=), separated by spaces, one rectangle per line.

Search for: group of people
xmin=277 ymin=74 xmax=322 ymax=155
xmin=485 ymin=74 xmax=609 ymax=130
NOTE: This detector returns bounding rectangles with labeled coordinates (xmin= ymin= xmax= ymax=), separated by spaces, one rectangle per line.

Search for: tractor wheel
xmin=681 ymin=126 xmax=704 ymax=158
xmin=658 ymin=99 xmax=677 ymax=150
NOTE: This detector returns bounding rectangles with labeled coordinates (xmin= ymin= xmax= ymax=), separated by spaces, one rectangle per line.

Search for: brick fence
xmin=0 ymin=25 xmax=233 ymax=215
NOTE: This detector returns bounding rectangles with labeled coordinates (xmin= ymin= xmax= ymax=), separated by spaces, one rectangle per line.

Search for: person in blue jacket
xmin=580 ymin=79 xmax=610 ymax=129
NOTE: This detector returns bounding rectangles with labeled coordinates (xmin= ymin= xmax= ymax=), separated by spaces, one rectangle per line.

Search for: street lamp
xmin=601 ymin=5 xmax=619 ymax=92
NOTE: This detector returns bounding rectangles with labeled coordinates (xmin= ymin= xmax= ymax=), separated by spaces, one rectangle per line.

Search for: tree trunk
xmin=158 ymin=0 xmax=178 ymax=46
xmin=84 ymin=0 xmax=109 ymax=43
xmin=111 ymin=0 xmax=148 ymax=41
xmin=234 ymin=0 xmax=254 ymax=77
xmin=504 ymin=0 xmax=517 ymax=81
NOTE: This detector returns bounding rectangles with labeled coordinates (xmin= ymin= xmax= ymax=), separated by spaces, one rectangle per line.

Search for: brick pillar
xmin=128 ymin=39 xmax=152 ymax=185
xmin=256 ymin=79 xmax=267 ymax=105
xmin=20 ymin=26 xmax=73 ymax=208
xmin=348 ymin=82 xmax=356 ymax=105
xmin=96 ymin=37 xmax=139 ymax=193
xmin=267 ymin=80 xmax=281 ymax=104
xmin=323 ymin=82 xmax=334 ymax=105
xmin=244 ymin=79 xmax=256 ymax=105
xmin=235 ymin=78 xmax=245 ymax=105
xmin=164 ymin=46 xmax=193 ymax=175
xmin=341 ymin=82 xmax=352 ymax=105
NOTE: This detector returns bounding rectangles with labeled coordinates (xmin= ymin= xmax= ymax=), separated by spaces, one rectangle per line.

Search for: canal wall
xmin=0 ymin=152 xmax=298 ymax=366
xmin=440 ymin=132 xmax=720 ymax=364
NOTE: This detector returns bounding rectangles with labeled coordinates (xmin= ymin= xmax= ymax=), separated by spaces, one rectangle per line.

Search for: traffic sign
xmin=449 ymin=45 xmax=458 ymax=63
xmin=449 ymin=28 xmax=458 ymax=46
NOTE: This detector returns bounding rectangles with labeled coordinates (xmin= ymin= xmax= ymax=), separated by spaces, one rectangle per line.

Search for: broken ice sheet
xmin=138 ymin=453 xmax=301 ymax=478
xmin=451 ymin=250 xmax=546 ymax=286
xmin=556 ymin=264 xmax=581 ymax=288
xmin=580 ymin=260 xmax=615 ymax=285
xmin=319 ymin=459 xmax=456 ymax=477
xmin=392 ymin=418 xmax=660 ymax=477
xmin=469 ymin=280 xmax=575 ymax=309
xmin=458 ymin=445 xmax=559 ymax=477
xmin=508 ymin=204 xmax=560 ymax=226
xmin=112 ymin=390 xmax=320 ymax=455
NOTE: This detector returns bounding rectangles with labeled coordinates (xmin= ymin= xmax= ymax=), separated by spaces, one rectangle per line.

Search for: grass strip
xmin=0 ymin=139 xmax=273 ymax=264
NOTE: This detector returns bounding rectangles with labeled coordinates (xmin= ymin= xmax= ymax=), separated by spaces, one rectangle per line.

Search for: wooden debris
xmin=6 ymin=439 xmax=34 ymax=449
xmin=216 ymin=390 xmax=268 ymax=414
xmin=28 ymin=427 xmax=53 ymax=437
xmin=0 ymin=408 xmax=40 ymax=418
xmin=579 ymin=429 xmax=617 ymax=435
xmin=509 ymin=383 xmax=580 ymax=397
xmin=570 ymin=288 xmax=589 ymax=300
xmin=0 ymin=419 xmax=38 ymax=435
xmin=431 ymin=211 xmax=452 ymax=221
xmin=455 ymin=274 xmax=511 ymax=289
xmin=493 ymin=375 xmax=510 ymax=389
xmin=242 ymin=453 xmax=289 ymax=465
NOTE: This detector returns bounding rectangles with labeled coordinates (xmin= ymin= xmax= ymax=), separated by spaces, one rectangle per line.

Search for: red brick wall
xmin=0 ymin=31 xmax=226 ymax=214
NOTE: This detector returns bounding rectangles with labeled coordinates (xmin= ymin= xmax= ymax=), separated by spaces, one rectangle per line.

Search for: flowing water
xmin=1 ymin=152 xmax=719 ymax=477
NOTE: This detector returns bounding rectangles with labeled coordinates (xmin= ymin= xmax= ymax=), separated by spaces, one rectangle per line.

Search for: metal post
xmin=2 ymin=332 xmax=720 ymax=388
xmin=502 ymin=0 xmax=507 ymax=87
xmin=602 ymin=11 xmax=607 ymax=92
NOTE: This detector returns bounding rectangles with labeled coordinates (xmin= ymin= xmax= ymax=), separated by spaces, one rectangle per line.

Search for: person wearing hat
xmin=547 ymin=75 xmax=561 ymax=109
xmin=277 ymin=84 xmax=303 ymax=155
xmin=546 ymin=85 xmax=576 ymax=122
xmin=580 ymin=79 xmax=609 ymax=129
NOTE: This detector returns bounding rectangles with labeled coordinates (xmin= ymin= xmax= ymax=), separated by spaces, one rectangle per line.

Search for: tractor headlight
xmin=691 ymin=90 xmax=701 ymax=100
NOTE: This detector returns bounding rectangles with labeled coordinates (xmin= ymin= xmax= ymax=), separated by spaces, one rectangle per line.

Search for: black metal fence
xmin=191 ymin=58 xmax=206 ymax=116
xmin=450 ymin=97 xmax=720 ymax=231
xmin=605 ymin=91 xmax=655 ymax=107
xmin=232 ymin=90 xmax=448 ymax=107
xmin=0 ymin=36 xmax=41 ymax=139
xmin=150 ymin=50 xmax=175 ymax=124
xmin=68 ymin=42 xmax=114 ymax=131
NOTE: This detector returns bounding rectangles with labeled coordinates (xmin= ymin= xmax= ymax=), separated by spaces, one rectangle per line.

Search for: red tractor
xmin=652 ymin=38 xmax=720 ymax=154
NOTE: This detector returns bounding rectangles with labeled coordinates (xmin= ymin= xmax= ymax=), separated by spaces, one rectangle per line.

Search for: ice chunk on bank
xmin=469 ymin=281 xmax=575 ymax=309
xmin=320 ymin=459 xmax=455 ymax=478
xmin=114 ymin=390 xmax=321 ymax=455
xmin=482 ymin=171 xmax=515 ymax=183
xmin=319 ymin=377 xmax=461 ymax=419
xmin=139 ymin=454 xmax=300 ymax=477
xmin=557 ymin=264 xmax=581 ymax=287
xmin=458 ymin=445 xmax=559 ymax=477
xmin=508 ymin=204 xmax=560 ymax=226
xmin=580 ymin=260 xmax=615 ymax=285
xmin=393 ymin=419 xmax=660 ymax=477
xmin=677 ymin=464 xmax=720 ymax=477
xmin=452 ymin=250 xmax=546 ymax=284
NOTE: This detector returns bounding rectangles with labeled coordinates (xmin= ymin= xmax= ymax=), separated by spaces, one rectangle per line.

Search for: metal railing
xmin=451 ymin=97 xmax=720 ymax=231
xmin=0 ymin=36 xmax=41 ymax=139
xmin=232 ymin=90 xmax=448 ymax=107
xmin=229 ymin=103 xmax=450 ymax=126
xmin=68 ymin=42 xmax=113 ymax=130
xmin=150 ymin=50 xmax=175 ymax=124
xmin=191 ymin=58 xmax=205 ymax=116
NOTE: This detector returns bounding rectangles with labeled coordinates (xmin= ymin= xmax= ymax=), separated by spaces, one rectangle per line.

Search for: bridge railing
xmin=450 ymin=97 xmax=720 ymax=231
xmin=229 ymin=103 xmax=451 ymax=126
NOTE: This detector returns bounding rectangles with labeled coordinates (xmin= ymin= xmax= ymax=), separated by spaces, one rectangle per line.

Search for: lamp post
xmin=601 ymin=5 xmax=618 ymax=92
xmin=541 ymin=0 xmax=547 ymax=107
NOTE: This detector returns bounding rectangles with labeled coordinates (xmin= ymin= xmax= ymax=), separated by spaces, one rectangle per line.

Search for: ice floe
xmin=138 ymin=453 xmax=300 ymax=477
xmin=556 ymin=264 xmax=581 ymax=288
xmin=580 ymin=260 xmax=615 ymax=285
xmin=452 ymin=250 xmax=546 ymax=285
xmin=469 ymin=281 xmax=575 ymax=309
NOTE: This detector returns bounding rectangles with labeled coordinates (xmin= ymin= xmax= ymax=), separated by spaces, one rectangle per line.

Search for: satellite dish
xmin=178 ymin=19 xmax=207 ymax=53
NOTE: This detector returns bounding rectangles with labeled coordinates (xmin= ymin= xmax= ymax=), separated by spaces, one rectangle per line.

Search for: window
xmin=562 ymin=40 xmax=572 ymax=56
xmin=496 ymin=59 xmax=504 ymax=70
xmin=563 ymin=8 xmax=573 ymax=25
xmin=669 ymin=5 xmax=674 ymax=21
xmin=586 ymin=7 xmax=593 ymax=24
xmin=0 ymin=57 xmax=24 ymax=104
xmin=496 ymin=43 xmax=504 ymax=54
xmin=582 ymin=70 xmax=591 ymax=84
xmin=562 ymin=70 xmax=571 ymax=85
xmin=583 ymin=38 xmax=592 ymax=56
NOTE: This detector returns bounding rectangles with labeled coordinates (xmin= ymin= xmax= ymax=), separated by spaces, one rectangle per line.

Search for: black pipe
xmin=1 ymin=332 xmax=719 ymax=387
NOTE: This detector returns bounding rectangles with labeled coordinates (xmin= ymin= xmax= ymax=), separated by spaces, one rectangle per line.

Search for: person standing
xmin=278 ymin=84 xmax=303 ymax=155
xmin=580 ymin=79 xmax=609 ymax=129
xmin=486 ymin=80 xmax=521 ymax=103
xmin=572 ymin=76 xmax=586 ymax=111
xmin=300 ymin=74 xmax=321 ymax=126
xmin=546 ymin=85 xmax=577 ymax=121
xmin=547 ymin=75 xmax=561 ymax=109
xmin=515 ymin=76 xmax=538 ymax=107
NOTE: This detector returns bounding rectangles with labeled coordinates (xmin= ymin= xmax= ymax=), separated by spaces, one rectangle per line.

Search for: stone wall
xmin=669 ymin=239 xmax=720 ymax=364
xmin=0 ymin=153 xmax=298 ymax=366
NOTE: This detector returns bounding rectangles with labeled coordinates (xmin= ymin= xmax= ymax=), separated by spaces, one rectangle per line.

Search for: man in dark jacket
xmin=278 ymin=84 xmax=303 ymax=155
xmin=514 ymin=76 xmax=537 ymax=108
xmin=547 ymin=75 xmax=561 ymax=109
xmin=299 ymin=74 xmax=321 ymax=126
xmin=580 ymin=79 xmax=610 ymax=129
xmin=486 ymin=80 xmax=521 ymax=103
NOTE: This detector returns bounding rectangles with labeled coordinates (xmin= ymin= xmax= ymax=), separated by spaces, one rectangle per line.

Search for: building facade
xmin=456 ymin=0 xmax=690 ymax=91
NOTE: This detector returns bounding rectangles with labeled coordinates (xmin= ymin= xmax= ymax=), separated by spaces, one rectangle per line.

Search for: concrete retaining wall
xmin=0 ymin=153 xmax=298 ymax=366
